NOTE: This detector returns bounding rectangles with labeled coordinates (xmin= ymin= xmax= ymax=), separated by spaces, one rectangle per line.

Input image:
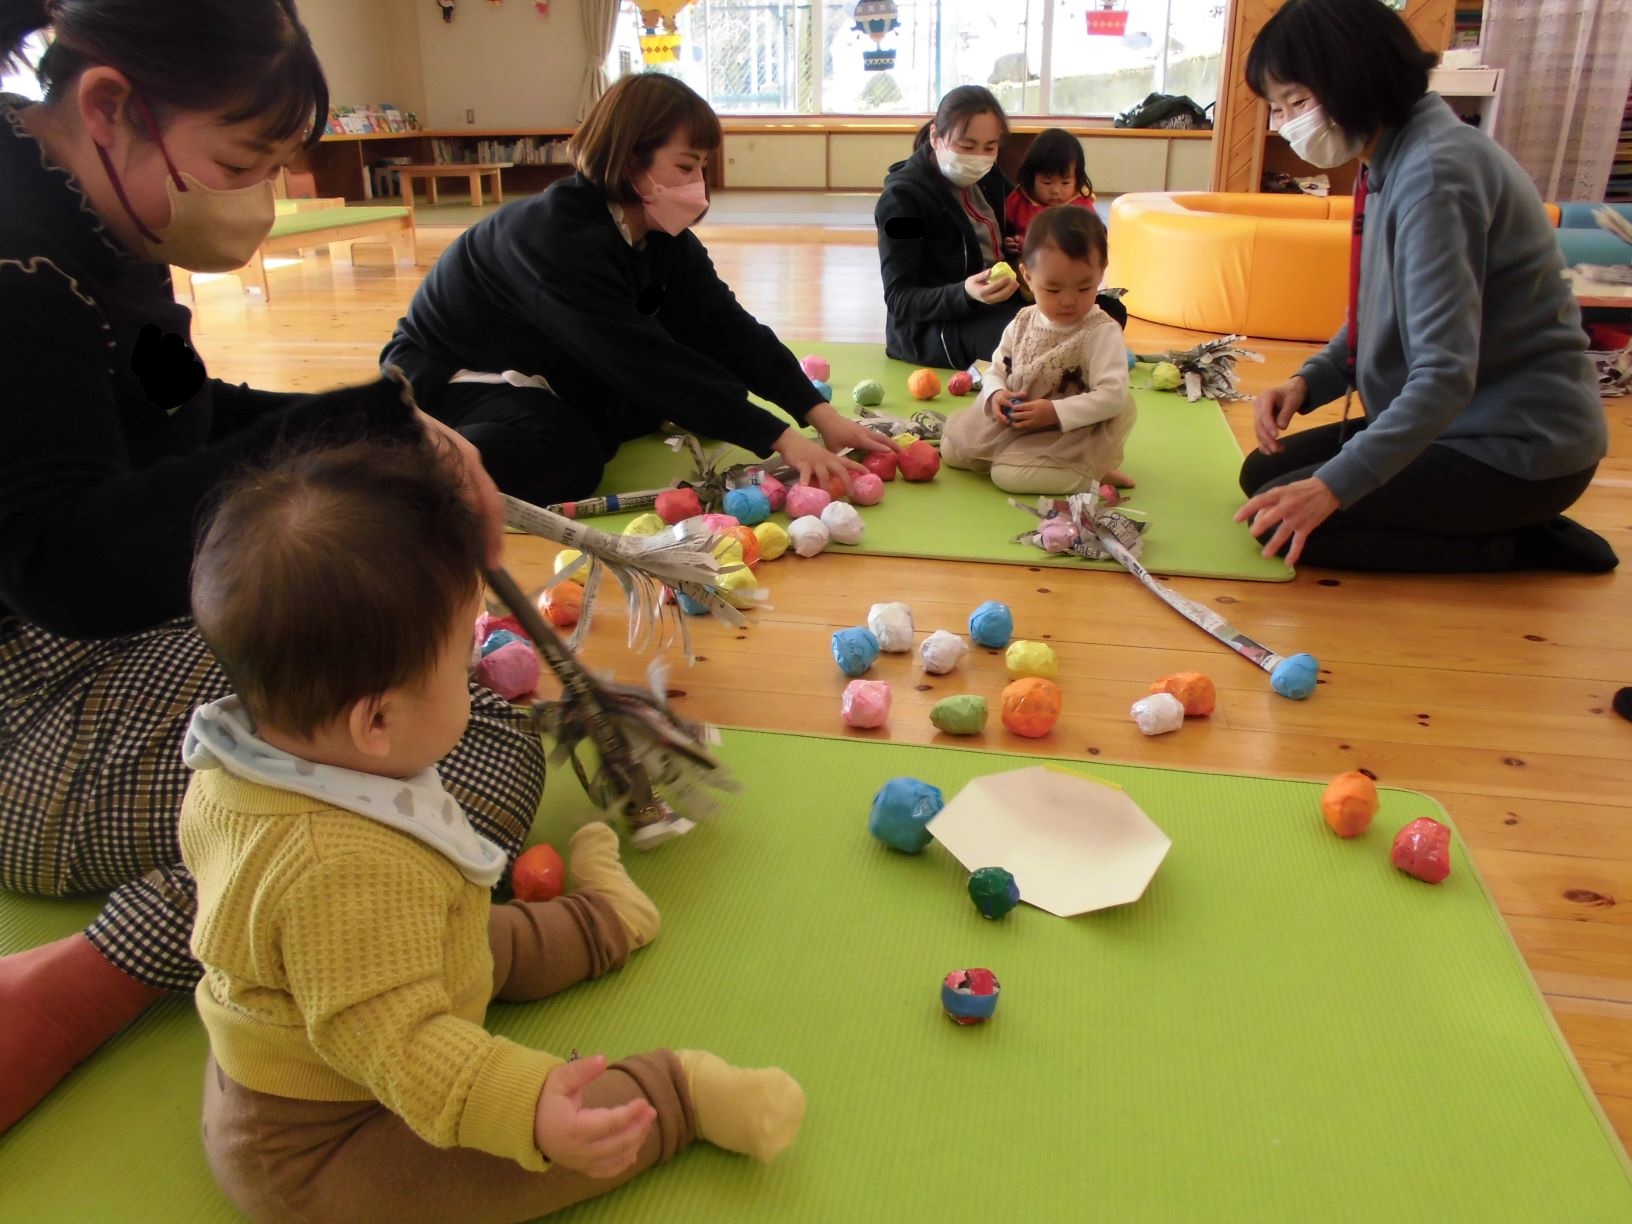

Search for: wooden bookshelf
xmin=296 ymin=129 xmax=577 ymax=201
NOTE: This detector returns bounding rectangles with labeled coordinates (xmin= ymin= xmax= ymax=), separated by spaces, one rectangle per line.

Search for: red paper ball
xmin=655 ymin=488 xmax=703 ymax=524
xmin=511 ymin=843 xmax=566 ymax=902
xmin=863 ymin=451 xmax=898 ymax=481
xmin=898 ymin=440 xmax=941 ymax=482
xmin=948 ymin=371 xmax=974 ymax=396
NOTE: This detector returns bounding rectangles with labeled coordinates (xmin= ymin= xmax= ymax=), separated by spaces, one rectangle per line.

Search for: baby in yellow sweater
xmin=180 ymin=437 xmax=804 ymax=1223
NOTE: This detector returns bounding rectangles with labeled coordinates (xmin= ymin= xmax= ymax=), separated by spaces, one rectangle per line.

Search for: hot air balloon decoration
xmin=1087 ymin=2 xmax=1128 ymax=36
xmin=637 ymin=1 xmax=694 ymax=65
xmin=849 ymin=0 xmax=900 ymax=72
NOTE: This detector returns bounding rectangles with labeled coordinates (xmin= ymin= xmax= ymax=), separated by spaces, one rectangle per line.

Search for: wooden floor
xmin=187 ymin=226 xmax=1632 ymax=1152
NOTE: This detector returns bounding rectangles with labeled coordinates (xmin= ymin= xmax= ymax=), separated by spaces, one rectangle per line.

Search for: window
xmin=614 ymin=0 xmax=1223 ymax=118
xmin=0 ymin=32 xmax=49 ymax=101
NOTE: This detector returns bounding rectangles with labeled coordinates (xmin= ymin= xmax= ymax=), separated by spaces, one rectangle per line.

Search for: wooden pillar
xmin=1209 ymin=0 xmax=1457 ymax=194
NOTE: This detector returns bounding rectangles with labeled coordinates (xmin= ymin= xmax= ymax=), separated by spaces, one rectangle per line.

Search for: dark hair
xmin=2 ymin=0 xmax=329 ymax=147
xmin=1021 ymin=205 xmax=1108 ymax=269
xmin=1245 ymin=0 xmax=1436 ymax=139
xmin=192 ymin=437 xmax=484 ymax=739
xmin=571 ymin=73 xmax=723 ymax=206
xmin=1016 ymin=128 xmax=1092 ymax=201
xmin=913 ymin=84 xmax=1008 ymax=150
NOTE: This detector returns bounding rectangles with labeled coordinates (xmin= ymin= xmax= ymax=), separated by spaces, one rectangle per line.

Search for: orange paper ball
xmin=1321 ymin=771 xmax=1379 ymax=839
xmin=907 ymin=368 xmax=942 ymax=400
xmin=511 ymin=843 xmax=565 ymax=902
xmin=825 ymin=474 xmax=851 ymax=502
xmin=539 ymin=581 xmax=584 ymax=628
xmin=1001 ymin=677 xmax=1062 ymax=738
xmin=1148 ymin=671 xmax=1216 ymax=717
xmin=728 ymin=525 xmax=761 ymax=567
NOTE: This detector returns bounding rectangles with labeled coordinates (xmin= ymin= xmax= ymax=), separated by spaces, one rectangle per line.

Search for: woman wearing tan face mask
xmin=0 ymin=0 xmax=546 ymax=1135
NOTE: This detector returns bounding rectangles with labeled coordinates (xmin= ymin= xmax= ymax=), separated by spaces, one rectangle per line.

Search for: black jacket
xmin=0 ymin=96 xmax=413 ymax=639
xmin=874 ymin=142 xmax=1017 ymax=366
xmin=383 ymin=174 xmax=823 ymax=457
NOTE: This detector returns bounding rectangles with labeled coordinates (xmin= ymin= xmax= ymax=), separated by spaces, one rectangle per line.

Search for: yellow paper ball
xmin=1005 ymin=640 xmax=1059 ymax=679
xmin=753 ymin=519 xmax=791 ymax=561
xmin=622 ymin=512 xmax=667 ymax=537
xmin=553 ymin=549 xmax=587 ymax=576
xmin=715 ymin=566 xmax=759 ymax=609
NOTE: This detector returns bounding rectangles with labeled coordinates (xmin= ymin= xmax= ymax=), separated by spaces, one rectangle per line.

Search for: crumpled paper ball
xmin=811 ymin=378 xmax=833 ymax=401
xmin=757 ymin=473 xmax=788 ymax=512
xmin=919 ymin=628 xmax=969 ymax=674
xmin=480 ymin=628 xmax=525 ymax=656
xmin=801 ymin=354 xmax=830 ymax=382
xmin=655 ymin=487 xmax=703 ymax=524
xmin=1040 ymin=518 xmax=1079 ymax=554
xmin=553 ymin=548 xmax=587 ymax=577
xmin=908 ymin=369 xmax=942 ymax=400
xmin=722 ymin=486 xmax=771 ymax=526
xmin=988 ymin=260 xmax=1016 ymax=283
xmin=676 ymin=589 xmax=710 ymax=616
xmin=714 ymin=566 xmax=759 ymax=610
xmin=698 ymin=513 xmax=739 ymax=534
xmin=788 ymin=515 xmax=830 ymax=557
xmin=753 ymin=519 xmax=790 ymax=561
xmin=1001 ymin=677 xmax=1062 ymax=738
xmin=948 ymin=370 xmax=974 ymax=396
xmin=785 ymin=484 xmax=832 ymax=519
xmin=820 ymin=501 xmax=865 ymax=545
xmin=851 ymin=473 xmax=886 ymax=505
xmin=968 ymin=867 xmax=1020 ymax=919
xmin=1149 ymin=671 xmax=1216 ymax=717
xmin=1130 ymin=691 xmax=1185 ymax=736
xmin=710 ymin=535 xmax=745 ymax=569
xmin=968 ymin=600 xmax=1014 ymax=649
xmin=727 ymin=525 xmax=761 ymax=567
xmin=1392 ymin=817 xmax=1452 ymax=884
xmin=841 ymin=678 xmax=891 ymax=728
xmin=852 ymin=379 xmax=886 ymax=407
xmin=474 ymin=640 xmax=539 ymax=701
xmin=867 ymin=601 xmax=914 ymax=652
xmin=831 ymin=626 xmax=881 ymax=677
xmin=941 ymin=968 xmax=1000 ymax=1025
xmin=863 ymin=451 xmax=897 ymax=481
xmin=1151 ymin=361 xmax=1182 ymax=391
xmin=622 ymin=512 xmax=667 ymax=538
xmin=1321 ymin=770 xmax=1378 ymax=839
xmin=823 ymin=473 xmax=850 ymax=502
xmin=898 ymin=440 xmax=941 ymax=481
xmin=475 ymin=612 xmax=527 ymax=644
xmin=868 ymin=776 xmax=943 ymax=853
xmin=930 ymin=693 xmax=987 ymax=735
xmin=1270 ymin=652 xmax=1320 ymax=700
xmin=538 ymin=582 xmax=583 ymax=628
xmin=1005 ymin=640 xmax=1058 ymax=679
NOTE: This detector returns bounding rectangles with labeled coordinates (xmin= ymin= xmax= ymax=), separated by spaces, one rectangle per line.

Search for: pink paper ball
xmin=474 ymin=640 xmax=539 ymax=701
xmin=697 ymin=513 xmax=739 ymax=533
xmin=851 ymin=473 xmax=886 ymax=505
xmin=800 ymin=354 xmax=831 ymax=382
xmin=1040 ymin=519 xmax=1079 ymax=554
xmin=841 ymin=679 xmax=892 ymax=728
xmin=757 ymin=473 xmax=788 ymax=511
xmin=785 ymin=484 xmax=833 ymax=519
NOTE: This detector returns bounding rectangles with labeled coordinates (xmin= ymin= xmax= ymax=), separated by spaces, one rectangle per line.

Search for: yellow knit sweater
xmin=179 ymin=768 xmax=563 ymax=1171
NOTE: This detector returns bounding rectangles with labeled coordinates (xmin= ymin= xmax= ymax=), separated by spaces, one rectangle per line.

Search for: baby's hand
xmin=987 ymin=391 xmax=1021 ymax=423
xmin=1008 ymin=399 xmax=1060 ymax=431
xmin=534 ymin=1055 xmax=656 ymax=1178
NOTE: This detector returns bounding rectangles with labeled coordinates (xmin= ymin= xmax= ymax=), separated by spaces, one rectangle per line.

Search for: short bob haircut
xmin=1020 ymin=204 xmax=1109 ymax=270
xmin=570 ymin=73 xmax=723 ymax=206
xmin=1246 ymin=0 xmax=1437 ymax=140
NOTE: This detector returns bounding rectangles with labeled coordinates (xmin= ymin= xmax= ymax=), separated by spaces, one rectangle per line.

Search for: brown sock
xmin=568 ymin=823 xmax=661 ymax=948
xmin=675 ymin=1049 xmax=806 ymax=1162
xmin=0 ymin=934 xmax=165 ymax=1133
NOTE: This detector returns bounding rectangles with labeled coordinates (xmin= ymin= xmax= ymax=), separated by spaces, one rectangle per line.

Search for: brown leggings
xmin=201 ymin=892 xmax=698 ymax=1223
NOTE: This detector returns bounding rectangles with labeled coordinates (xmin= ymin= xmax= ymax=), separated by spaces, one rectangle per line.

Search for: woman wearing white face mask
xmin=1235 ymin=0 xmax=1611 ymax=574
xmin=385 ymin=73 xmax=894 ymax=503
xmin=0 ymin=0 xmax=547 ymax=1135
xmin=874 ymin=86 xmax=1029 ymax=368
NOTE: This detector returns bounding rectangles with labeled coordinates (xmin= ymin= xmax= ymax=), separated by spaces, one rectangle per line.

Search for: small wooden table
xmin=396 ymin=162 xmax=512 ymax=208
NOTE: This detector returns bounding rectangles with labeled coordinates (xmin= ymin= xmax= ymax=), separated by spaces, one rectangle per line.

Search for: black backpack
xmin=1113 ymin=92 xmax=1214 ymax=130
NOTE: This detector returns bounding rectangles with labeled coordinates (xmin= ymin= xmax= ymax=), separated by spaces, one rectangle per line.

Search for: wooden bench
xmin=395 ymin=162 xmax=512 ymax=208
xmin=181 ymin=204 xmax=417 ymax=301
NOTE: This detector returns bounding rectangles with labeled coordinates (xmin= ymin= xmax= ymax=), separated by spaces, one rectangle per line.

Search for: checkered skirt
xmin=0 ymin=616 xmax=545 ymax=990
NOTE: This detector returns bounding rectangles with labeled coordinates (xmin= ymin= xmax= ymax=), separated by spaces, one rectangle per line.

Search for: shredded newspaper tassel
xmin=1011 ymin=491 xmax=1149 ymax=561
xmin=858 ymin=406 xmax=948 ymax=442
xmin=1136 ymin=334 xmax=1265 ymax=402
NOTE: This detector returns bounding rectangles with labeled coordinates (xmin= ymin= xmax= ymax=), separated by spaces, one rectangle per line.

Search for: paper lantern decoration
xmin=1087 ymin=3 xmax=1128 ymax=36
xmin=849 ymin=0 xmax=900 ymax=72
xmin=638 ymin=1 xmax=695 ymax=64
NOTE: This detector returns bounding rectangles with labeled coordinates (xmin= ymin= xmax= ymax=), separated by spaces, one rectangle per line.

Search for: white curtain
xmin=579 ymin=0 xmax=623 ymax=120
xmin=1483 ymin=0 xmax=1632 ymax=201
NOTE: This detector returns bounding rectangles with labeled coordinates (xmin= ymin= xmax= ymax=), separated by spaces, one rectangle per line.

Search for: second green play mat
xmin=2 ymin=731 xmax=1627 ymax=1220
xmin=583 ymin=342 xmax=1293 ymax=582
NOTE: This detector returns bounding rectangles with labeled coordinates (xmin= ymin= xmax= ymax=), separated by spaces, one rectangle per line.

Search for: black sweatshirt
xmin=381 ymin=174 xmax=823 ymax=457
xmin=0 ymin=97 xmax=417 ymax=640
xmin=874 ymin=143 xmax=1018 ymax=365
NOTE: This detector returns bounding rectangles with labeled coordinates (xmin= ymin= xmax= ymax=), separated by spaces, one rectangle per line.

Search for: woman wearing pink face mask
xmin=0 ymin=0 xmax=546 ymax=1135
xmin=385 ymin=73 xmax=895 ymax=501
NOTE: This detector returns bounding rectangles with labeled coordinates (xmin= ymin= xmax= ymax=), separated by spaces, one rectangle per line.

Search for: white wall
xmin=412 ymin=0 xmax=590 ymax=130
xmin=298 ymin=0 xmax=426 ymax=117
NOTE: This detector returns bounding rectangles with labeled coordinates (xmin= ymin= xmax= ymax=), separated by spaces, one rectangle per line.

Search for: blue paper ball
xmin=941 ymin=968 xmax=1001 ymax=1024
xmin=721 ymin=485 xmax=771 ymax=526
xmin=868 ymin=777 xmax=944 ymax=853
xmin=811 ymin=378 xmax=833 ymax=401
xmin=968 ymin=600 xmax=1014 ymax=649
xmin=480 ymin=629 xmax=524 ymax=657
xmin=1270 ymin=652 xmax=1319 ymax=700
xmin=676 ymin=591 xmax=710 ymax=616
xmin=831 ymin=626 xmax=881 ymax=677
xmin=1126 ymin=349 xmax=1138 ymax=369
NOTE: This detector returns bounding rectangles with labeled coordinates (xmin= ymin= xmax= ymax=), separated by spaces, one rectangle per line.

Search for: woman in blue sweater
xmin=1236 ymin=0 xmax=1613 ymax=573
